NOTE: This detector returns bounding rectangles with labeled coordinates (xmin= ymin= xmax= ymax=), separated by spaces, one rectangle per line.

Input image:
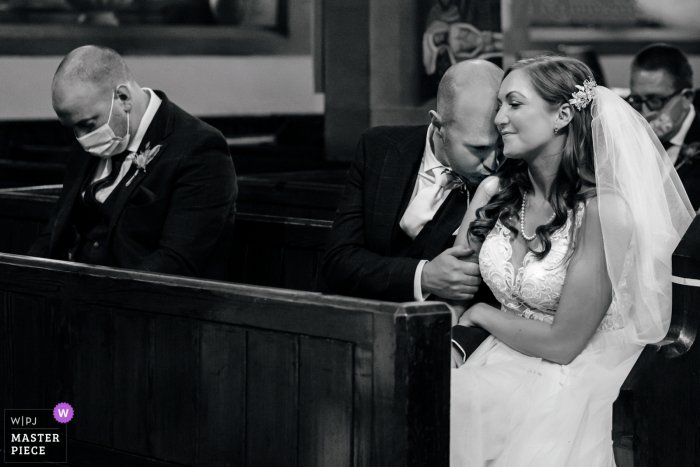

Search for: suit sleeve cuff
xmin=413 ymin=259 xmax=430 ymax=302
xmin=451 ymin=339 xmax=467 ymax=363
xmin=451 ymin=325 xmax=475 ymax=363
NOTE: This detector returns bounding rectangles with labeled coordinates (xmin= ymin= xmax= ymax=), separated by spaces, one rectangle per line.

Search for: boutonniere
xmin=125 ymin=142 xmax=162 ymax=186
xmin=680 ymin=142 xmax=700 ymax=164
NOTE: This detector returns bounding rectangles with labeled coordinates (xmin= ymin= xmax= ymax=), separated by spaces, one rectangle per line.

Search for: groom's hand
xmin=421 ymin=245 xmax=481 ymax=300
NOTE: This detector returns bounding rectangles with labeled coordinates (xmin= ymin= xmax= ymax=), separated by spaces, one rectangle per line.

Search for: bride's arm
xmin=445 ymin=175 xmax=501 ymax=323
xmin=454 ymin=175 xmax=501 ymax=253
xmin=461 ymin=199 xmax=618 ymax=365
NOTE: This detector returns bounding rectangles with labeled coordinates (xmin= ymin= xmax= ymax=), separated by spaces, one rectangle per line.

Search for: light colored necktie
xmin=94 ymin=154 xmax=135 ymax=203
xmin=400 ymin=167 xmax=451 ymax=239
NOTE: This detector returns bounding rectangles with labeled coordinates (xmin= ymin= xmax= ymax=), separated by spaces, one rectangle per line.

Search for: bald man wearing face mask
xmin=28 ymin=45 xmax=237 ymax=279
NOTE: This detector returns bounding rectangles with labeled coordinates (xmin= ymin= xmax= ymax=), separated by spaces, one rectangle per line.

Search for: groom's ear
xmin=430 ymin=110 xmax=444 ymax=137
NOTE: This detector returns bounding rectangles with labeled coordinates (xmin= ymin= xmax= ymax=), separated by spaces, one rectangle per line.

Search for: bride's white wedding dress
xmin=450 ymin=203 xmax=643 ymax=467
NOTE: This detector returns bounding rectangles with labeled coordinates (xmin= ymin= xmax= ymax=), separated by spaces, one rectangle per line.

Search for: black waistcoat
xmin=72 ymin=165 xmax=127 ymax=267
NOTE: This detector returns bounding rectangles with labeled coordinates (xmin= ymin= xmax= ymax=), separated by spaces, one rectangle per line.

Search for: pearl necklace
xmin=520 ymin=194 xmax=555 ymax=242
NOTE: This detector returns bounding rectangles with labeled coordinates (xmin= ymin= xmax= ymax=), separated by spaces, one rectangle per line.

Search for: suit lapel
xmin=50 ymin=148 xmax=95 ymax=253
xmin=108 ymin=91 xmax=174 ymax=232
xmin=675 ymin=113 xmax=700 ymax=178
xmin=373 ymin=126 xmax=427 ymax=254
xmin=686 ymin=112 xmax=700 ymax=144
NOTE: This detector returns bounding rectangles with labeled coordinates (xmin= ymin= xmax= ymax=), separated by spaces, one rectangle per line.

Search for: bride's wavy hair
xmin=468 ymin=56 xmax=597 ymax=259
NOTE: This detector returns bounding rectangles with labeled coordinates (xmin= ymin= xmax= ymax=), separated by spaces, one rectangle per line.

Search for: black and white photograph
xmin=0 ymin=0 xmax=699 ymax=465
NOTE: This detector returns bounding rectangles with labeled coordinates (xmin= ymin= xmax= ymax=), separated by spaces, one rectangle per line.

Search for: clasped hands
xmin=421 ymin=244 xmax=481 ymax=302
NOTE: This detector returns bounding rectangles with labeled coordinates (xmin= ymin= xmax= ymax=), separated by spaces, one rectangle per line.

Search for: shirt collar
xmin=126 ymin=88 xmax=162 ymax=153
xmin=422 ymin=123 xmax=446 ymax=174
xmin=669 ymin=105 xmax=696 ymax=148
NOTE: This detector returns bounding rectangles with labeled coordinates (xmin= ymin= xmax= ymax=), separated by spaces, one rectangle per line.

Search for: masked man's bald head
xmin=52 ymin=46 xmax=134 ymax=102
xmin=51 ymin=46 xmax=147 ymax=142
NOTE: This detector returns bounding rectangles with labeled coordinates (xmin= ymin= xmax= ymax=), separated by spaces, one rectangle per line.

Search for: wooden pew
xmin=626 ymin=215 xmax=700 ymax=467
xmin=236 ymin=170 xmax=346 ymax=220
xmin=0 ymin=185 xmax=334 ymax=292
xmin=0 ymin=253 xmax=451 ymax=466
xmin=0 ymin=117 xmax=334 ymax=189
xmin=229 ymin=213 xmax=331 ymax=292
xmin=0 ymin=184 xmax=58 ymax=255
xmin=0 ymin=167 xmax=348 ymax=224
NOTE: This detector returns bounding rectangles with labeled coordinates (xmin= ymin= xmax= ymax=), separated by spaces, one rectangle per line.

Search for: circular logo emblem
xmin=53 ymin=403 xmax=74 ymax=423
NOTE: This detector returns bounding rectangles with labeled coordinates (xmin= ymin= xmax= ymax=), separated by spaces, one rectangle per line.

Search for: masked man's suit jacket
xmin=322 ymin=124 xmax=476 ymax=302
xmin=676 ymin=108 xmax=700 ymax=210
xmin=28 ymin=91 xmax=237 ymax=280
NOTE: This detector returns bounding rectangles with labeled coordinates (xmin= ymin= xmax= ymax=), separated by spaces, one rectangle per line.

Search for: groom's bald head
xmin=430 ymin=60 xmax=504 ymax=183
xmin=436 ymin=59 xmax=503 ymax=126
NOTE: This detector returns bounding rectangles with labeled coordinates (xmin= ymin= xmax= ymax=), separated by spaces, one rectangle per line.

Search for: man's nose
xmin=640 ymin=103 xmax=657 ymax=121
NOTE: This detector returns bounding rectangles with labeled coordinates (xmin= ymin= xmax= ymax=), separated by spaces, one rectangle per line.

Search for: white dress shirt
xmin=92 ymin=88 xmax=163 ymax=203
xmin=400 ymin=124 xmax=458 ymax=301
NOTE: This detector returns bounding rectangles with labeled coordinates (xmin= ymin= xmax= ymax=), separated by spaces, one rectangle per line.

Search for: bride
xmin=449 ymin=56 xmax=695 ymax=466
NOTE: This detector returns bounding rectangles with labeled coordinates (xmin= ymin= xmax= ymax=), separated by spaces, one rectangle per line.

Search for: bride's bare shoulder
xmin=476 ymin=175 xmax=503 ymax=200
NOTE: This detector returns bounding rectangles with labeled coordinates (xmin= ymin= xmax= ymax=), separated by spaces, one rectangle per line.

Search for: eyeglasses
xmin=626 ymin=88 xmax=686 ymax=112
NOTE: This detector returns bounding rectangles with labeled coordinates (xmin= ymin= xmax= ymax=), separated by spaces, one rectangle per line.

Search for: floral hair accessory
xmin=569 ymin=78 xmax=596 ymax=111
xmin=125 ymin=142 xmax=162 ymax=186
xmin=677 ymin=141 xmax=700 ymax=170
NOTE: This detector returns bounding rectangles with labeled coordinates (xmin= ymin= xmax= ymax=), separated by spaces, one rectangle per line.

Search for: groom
xmin=322 ymin=60 xmax=503 ymax=357
xmin=28 ymin=46 xmax=237 ymax=280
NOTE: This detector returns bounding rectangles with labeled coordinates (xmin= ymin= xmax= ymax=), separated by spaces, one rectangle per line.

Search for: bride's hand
xmin=457 ymin=305 xmax=478 ymax=327
xmin=451 ymin=346 xmax=466 ymax=369
xmin=446 ymin=303 xmax=467 ymax=326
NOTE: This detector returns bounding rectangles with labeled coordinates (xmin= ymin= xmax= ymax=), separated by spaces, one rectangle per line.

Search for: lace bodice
xmin=479 ymin=202 xmax=623 ymax=331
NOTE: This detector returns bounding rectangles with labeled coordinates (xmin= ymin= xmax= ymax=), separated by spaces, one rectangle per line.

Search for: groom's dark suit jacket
xmin=28 ymin=91 xmax=237 ymax=280
xmin=676 ymin=108 xmax=700 ymax=210
xmin=322 ymin=125 xmax=473 ymax=302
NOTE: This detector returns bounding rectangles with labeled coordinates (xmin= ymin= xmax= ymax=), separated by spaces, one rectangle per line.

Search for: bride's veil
xmin=591 ymin=85 xmax=695 ymax=346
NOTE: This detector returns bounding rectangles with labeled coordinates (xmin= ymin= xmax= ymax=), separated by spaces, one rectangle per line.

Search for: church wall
xmin=0 ymin=55 xmax=325 ymax=121
xmin=0 ymin=53 xmax=698 ymax=123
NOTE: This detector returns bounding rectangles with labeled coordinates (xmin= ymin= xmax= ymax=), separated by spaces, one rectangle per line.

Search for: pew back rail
xmin=0 ymin=254 xmax=451 ymax=467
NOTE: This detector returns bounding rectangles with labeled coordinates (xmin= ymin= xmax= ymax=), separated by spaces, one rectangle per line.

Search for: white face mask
xmin=644 ymin=92 xmax=689 ymax=142
xmin=76 ymin=90 xmax=130 ymax=158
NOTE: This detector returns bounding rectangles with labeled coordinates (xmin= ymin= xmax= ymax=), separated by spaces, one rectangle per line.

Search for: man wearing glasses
xmin=629 ymin=43 xmax=700 ymax=209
